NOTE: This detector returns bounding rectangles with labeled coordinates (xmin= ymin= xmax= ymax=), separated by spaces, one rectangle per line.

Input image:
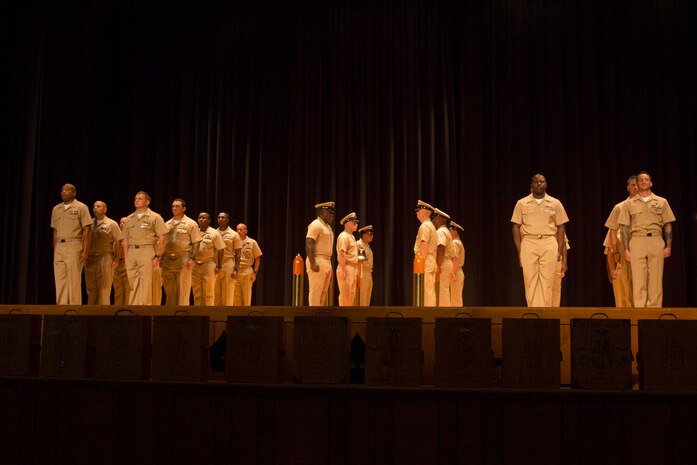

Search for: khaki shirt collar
xmin=525 ymin=193 xmax=548 ymax=203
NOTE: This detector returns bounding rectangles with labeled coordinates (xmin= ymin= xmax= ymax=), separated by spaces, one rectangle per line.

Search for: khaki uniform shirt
xmin=336 ymin=231 xmax=358 ymax=263
xmin=51 ymin=200 xmax=92 ymax=240
xmin=165 ymin=215 xmax=202 ymax=255
xmin=452 ymin=239 xmax=465 ymax=270
xmin=604 ymin=199 xmax=630 ymax=253
xmin=604 ymin=200 xmax=625 ymax=231
xmin=307 ymin=218 xmax=334 ymax=259
xmin=90 ymin=216 xmax=122 ymax=254
xmin=195 ymin=227 xmax=225 ymax=261
xmin=437 ymin=225 xmax=454 ymax=259
xmin=239 ymin=237 xmax=263 ymax=274
xmin=413 ymin=219 xmax=438 ymax=257
xmin=602 ymin=230 xmax=613 ymax=254
xmin=357 ymin=239 xmax=373 ymax=272
xmin=124 ymin=208 xmax=168 ymax=246
xmin=217 ymin=227 xmax=242 ymax=264
xmin=618 ymin=194 xmax=676 ymax=233
xmin=511 ymin=193 xmax=569 ymax=234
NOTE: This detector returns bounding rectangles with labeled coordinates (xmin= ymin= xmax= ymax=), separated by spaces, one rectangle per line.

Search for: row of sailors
xmin=52 ymin=187 xmax=262 ymax=306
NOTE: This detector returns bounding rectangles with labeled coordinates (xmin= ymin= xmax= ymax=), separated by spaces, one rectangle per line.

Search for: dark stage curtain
xmin=3 ymin=0 xmax=696 ymax=306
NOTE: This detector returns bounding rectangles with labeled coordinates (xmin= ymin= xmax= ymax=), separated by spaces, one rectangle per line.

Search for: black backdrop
xmin=2 ymin=0 xmax=696 ymax=306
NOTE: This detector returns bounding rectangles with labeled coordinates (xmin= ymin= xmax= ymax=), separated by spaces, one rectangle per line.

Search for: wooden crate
xmin=570 ymin=317 xmax=632 ymax=390
xmin=638 ymin=318 xmax=697 ymax=391
xmin=0 ymin=314 xmax=41 ymax=377
xmin=92 ymin=314 xmax=152 ymax=380
xmin=434 ymin=317 xmax=492 ymax=388
xmin=151 ymin=315 xmax=209 ymax=382
xmin=226 ymin=316 xmax=284 ymax=384
xmin=293 ymin=316 xmax=350 ymax=384
xmin=40 ymin=315 xmax=91 ymax=378
xmin=365 ymin=316 xmax=423 ymax=386
xmin=502 ymin=318 xmax=560 ymax=389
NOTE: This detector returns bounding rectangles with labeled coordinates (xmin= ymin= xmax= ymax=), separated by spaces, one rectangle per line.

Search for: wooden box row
xmin=1 ymin=314 xmax=696 ymax=390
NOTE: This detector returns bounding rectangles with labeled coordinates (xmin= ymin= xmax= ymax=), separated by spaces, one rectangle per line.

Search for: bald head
xmin=236 ymin=223 xmax=248 ymax=239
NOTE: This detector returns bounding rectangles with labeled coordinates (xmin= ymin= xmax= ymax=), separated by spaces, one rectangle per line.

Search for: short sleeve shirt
xmin=413 ymin=219 xmax=438 ymax=257
xmin=336 ymin=231 xmax=358 ymax=263
xmin=307 ymin=217 xmax=334 ymax=259
xmin=196 ymin=227 xmax=225 ymax=261
xmin=452 ymin=239 xmax=465 ymax=269
xmin=217 ymin=227 xmax=243 ymax=263
xmin=604 ymin=201 xmax=625 ymax=231
xmin=437 ymin=225 xmax=454 ymax=259
xmin=51 ymin=200 xmax=92 ymax=240
xmin=511 ymin=194 xmax=569 ymax=236
xmin=239 ymin=237 xmax=263 ymax=271
xmin=91 ymin=216 xmax=123 ymax=254
xmin=165 ymin=215 xmax=202 ymax=254
xmin=618 ymin=194 xmax=676 ymax=234
xmin=602 ymin=230 xmax=612 ymax=255
xmin=124 ymin=208 xmax=168 ymax=246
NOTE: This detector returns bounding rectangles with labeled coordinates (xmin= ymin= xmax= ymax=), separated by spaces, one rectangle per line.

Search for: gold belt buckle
xmin=196 ymin=259 xmax=205 ymax=265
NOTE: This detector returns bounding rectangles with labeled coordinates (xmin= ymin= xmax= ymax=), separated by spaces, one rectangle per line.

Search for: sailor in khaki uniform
xmin=336 ymin=212 xmax=360 ymax=306
xmin=306 ymin=201 xmax=335 ymax=306
xmin=619 ymin=172 xmax=676 ymax=308
xmin=234 ymin=223 xmax=263 ymax=306
xmin=356 ymin=225 xmax=374 ymax=306
xmin=604 ymin=175 xmax=638 ymax=307
xmin=162 ymin=199 xmax=202 ymax=306
xmin=448 ymin=221 xmax=465 ymax=306
xmin=85 ymin=201 xmax=122 ymax=305
xmin=123 ymin=191 xmax=167 ymax=305
xmin=432 ymin=209 xmax=455 ymax=307
xmin=511 ymin=175 xmax=569 ymax=307
xmin=192 ymin=212 xmax=226 ymax=306
xmin=112 ymin=217 xmax=131 ymax=305
xmin=51 ymin=183 xmax=92 ymax=305
xmin=414 ymin=200 xmax=438 ymax=307
xmin=214 ymin=212 xmax=241 ymax=306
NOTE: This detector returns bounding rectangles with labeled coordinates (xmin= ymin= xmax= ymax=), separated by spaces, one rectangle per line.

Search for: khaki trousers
xmin=54 ymin=241 xmax=84 ymax=305
xmin=192 ymin=260 xmax=216 ymax=306
xmin=612 ymin=259 xmax=633 ymax=308
xmin=337 ymin=266 xmax=358 ymax=306
xmin=520 ymin=236 xmax=557 ymax=307
xmin=162 ymin=253 xmax=193 ymax=306
xmin=112 ymin=264 xmax=130 ymax=305
xmin=126 ymin=246 xmax=156 ymax=305
xmin=233 ymin=271 xmax=254 ymax=306
xmin=450 ymin=268 xmax=464 ymax=306
xmin=307 ymin=257 xmax=332 ymax=306
xmin=152 ymin=267 xmax=163 ymax=305
xmin=629 ymin=235 xmax=665 ymax=308
xmin=423 ymin=255 xmax=437 ymax=307
xmin=85 ymin=253 xmax=114 ymax=305
xmin=214 ymin=260 xmax=235 ymax=306
xmin=552 ymin=259 xmax=563 ymax=307
xmin=438 ymin=261 xmax=454 ymax=307
xmin=357 ymin=272 xmax=373 ymax=306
